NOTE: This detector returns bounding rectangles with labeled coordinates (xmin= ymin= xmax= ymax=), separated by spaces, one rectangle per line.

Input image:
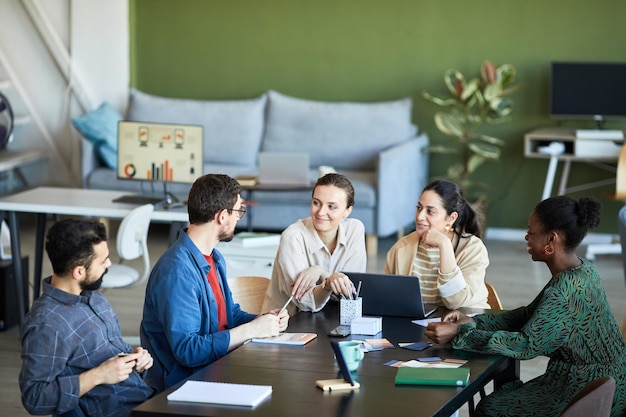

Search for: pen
xmin=279 ymin=295 xmax=294 ymax=314
xmin=354 ymin=281 xmax=362 ymax=300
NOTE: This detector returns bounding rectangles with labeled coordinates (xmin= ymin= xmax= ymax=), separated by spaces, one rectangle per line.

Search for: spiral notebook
xmin=167 ymin=380 xmax=272 ymax=407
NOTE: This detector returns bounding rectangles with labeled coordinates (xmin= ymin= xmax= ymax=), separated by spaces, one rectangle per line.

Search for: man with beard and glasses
xmin=19 ymin=219 xmax=155 ymax=417
xmin=140 ymin=173 xmax=289 ymax=392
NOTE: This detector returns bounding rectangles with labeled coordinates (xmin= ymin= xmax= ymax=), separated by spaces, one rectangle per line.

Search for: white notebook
xmin=252 ymin=332 xmax=317 ymax=346
xmin=167 ymin=380 xmax=272 ymax=407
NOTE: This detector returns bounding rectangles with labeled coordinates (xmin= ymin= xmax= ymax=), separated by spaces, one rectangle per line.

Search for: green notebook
xmin=394 ymin=367 xmax=470 ymax=387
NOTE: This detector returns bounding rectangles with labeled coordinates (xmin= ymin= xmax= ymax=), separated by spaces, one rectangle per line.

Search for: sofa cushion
xmin=71 ymin=102 xmax=122 ymax=170
xmin=127 ymin=89 xmax=266 ymax=167
xmin=262 ymin=90 xmax=417 ymax=170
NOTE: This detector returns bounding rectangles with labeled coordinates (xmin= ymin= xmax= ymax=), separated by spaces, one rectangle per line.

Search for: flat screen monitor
xmin=116 ymin=121 xmax=203 ymax=185
xmin=550 ymin=62 xmax=626 ymax=124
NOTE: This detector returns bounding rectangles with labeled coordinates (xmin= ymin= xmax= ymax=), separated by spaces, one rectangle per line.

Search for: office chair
xmin=101 ymin=204 xmax=154 ymax=289
xmin=560 ymin=376 xmax=616 ymax=417
xmin=228 ymin=276 xmax=270 ymax=314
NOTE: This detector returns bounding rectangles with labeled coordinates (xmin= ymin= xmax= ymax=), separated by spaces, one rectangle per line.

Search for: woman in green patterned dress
xmin=425 ymin=195 xmax=626 ymax=416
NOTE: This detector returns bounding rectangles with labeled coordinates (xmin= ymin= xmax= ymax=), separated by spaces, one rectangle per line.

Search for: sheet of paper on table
xmin=412 ymin=313 xmax=478 ymax=327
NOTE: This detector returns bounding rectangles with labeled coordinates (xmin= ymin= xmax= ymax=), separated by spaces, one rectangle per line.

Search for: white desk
xmin=216 ymin=241 xmax=278 ymax=279
xmin=0 ymin=186 xmax=189 ymax=325
xmin=525 ymin=128 xmax=623 ymax=260
xmin=524 ymin=127 xmax=622 ymax=200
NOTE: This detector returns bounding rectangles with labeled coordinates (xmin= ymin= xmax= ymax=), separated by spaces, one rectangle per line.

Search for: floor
xmin=1 ymin=216 xmax=625 ymax=417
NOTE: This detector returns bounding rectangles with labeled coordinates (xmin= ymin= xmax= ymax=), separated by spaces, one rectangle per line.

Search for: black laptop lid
xmin=344 ymin=272 xmax=436 ymax=319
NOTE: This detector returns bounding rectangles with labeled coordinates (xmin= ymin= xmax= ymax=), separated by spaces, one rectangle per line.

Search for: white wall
xmin=71 ymin=0 xmax=129 ymax=112
xmin=0 ymin=0 xmax=128 ymax=187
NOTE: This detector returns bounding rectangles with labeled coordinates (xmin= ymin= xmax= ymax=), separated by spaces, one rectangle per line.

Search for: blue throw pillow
xmin=71 ymin=103 xmax=122 ymax=169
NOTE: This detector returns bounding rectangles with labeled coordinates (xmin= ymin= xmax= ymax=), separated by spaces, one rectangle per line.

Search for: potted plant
xmin=422 ymin=61 xmax=518 ymax=210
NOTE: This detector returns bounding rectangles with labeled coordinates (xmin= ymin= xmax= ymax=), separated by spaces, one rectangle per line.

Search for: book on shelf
xmin=236 ymin=175 xmax=258 ymax=186
xmin=252 ymin=332 xmax=317 ymax=346
xmin=233 ymin=232 xmax=281 ymax=247
xmin=166 ymin=380 xmax=272 ymax=407
xmin=394 ymin=366 xmax=470 ymax=387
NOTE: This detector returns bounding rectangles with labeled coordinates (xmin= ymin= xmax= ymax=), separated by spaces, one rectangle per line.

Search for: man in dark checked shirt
xmin=19 ymin=219 xmax=155 ymax=417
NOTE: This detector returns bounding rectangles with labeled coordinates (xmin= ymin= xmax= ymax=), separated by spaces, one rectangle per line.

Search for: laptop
xmin=258 ymin=152 xmax=310 ymax=186
xmin=344 ymin=272 xmax=437 ymax=319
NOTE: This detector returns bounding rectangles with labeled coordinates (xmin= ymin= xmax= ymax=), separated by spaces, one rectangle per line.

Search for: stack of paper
xmin=167 ymin=380 xmax=272 ymax=407
xmin=233 ymin=232 xmax=281 ymax=247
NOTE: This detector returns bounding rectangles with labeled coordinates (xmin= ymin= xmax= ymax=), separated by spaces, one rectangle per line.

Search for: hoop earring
xmin=544 ymin=245 xmax=554 ymax=255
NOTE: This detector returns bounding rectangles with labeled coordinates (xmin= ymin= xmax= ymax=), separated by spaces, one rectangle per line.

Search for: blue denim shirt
xmin=141 ymin=229 xmax=256 ymax=391
xmin=19 ymin=278 xmax=154 ymax=417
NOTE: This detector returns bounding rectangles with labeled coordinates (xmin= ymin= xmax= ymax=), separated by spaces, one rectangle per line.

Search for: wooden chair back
xmin=229 ymin=276 xmax=270 ymax=314
xmin=560 ymin=376 xmax=615 ymax=417
xmin=485 ymin=282 xmax=503 ymax=310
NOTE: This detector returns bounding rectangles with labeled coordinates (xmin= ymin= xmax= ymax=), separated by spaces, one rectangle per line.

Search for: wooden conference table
xmin=131 ymin=304 xmax=519 ymax=417
xmin=0 ymin=186 xmax=189 ymax=325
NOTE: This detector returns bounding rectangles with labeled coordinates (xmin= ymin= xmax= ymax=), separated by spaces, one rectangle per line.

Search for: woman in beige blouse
xmin=262 ymin=173 xmax=367 ymax=316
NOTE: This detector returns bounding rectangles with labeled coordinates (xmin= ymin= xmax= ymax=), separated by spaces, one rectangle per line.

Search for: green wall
xmin=130 ymin=0 xmax=626 ymax=234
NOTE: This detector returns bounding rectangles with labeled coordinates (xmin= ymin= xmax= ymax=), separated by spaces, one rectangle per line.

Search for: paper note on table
xmin=412 ymin=313 xmax=478 ymax=327
xmin=167 ymin=380 xmax=272 ymax=407
xmin=364 ymin=338 xmax=394 ymax=349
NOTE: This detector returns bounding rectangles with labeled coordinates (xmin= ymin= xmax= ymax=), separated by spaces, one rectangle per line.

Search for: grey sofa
xmin=80 ymin=89 xmax=429 ymax=253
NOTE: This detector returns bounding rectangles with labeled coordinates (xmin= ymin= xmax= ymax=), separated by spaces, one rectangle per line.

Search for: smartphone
xmin=327 ymin=325 xmax=351 ymax=337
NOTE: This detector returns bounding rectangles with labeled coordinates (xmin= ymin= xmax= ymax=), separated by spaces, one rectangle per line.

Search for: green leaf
xmin=489 ymin=97 xmax=513 ymax=116
xmin=447 ymin=163 xmax=465 ymax=180
xmin=469 ymin=142 xmax=501 ymax=159
xmin=476 ymin=134 xmax=505 ymax=146
xmin=434 ymin=112 xmax=464 ymax=137
xmin=444 ymin=70 xmax=465 ymax=97
xmin=422 ymin=91 xmax=458 ymax=107
xmin=467 ymin=114 xmax=483 ymax=125
xmin=423 ymin=145 xmax=459 ymax=154
xmin=497 ymin=64 xmax=517 ymax=87
xmin=483 ymin=82 xmax=502 ymax=102
xmin=461 ymin=78 xmax=480 ymax=101
xmin=473 ymin=89 xmax=486 ymax=109
xmin=467 ymin=154 xmax=487 ymax=174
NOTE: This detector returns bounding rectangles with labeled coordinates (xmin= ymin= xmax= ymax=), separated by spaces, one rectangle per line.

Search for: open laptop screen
xmin=344 ymin=272 xmax=437 ymax=319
